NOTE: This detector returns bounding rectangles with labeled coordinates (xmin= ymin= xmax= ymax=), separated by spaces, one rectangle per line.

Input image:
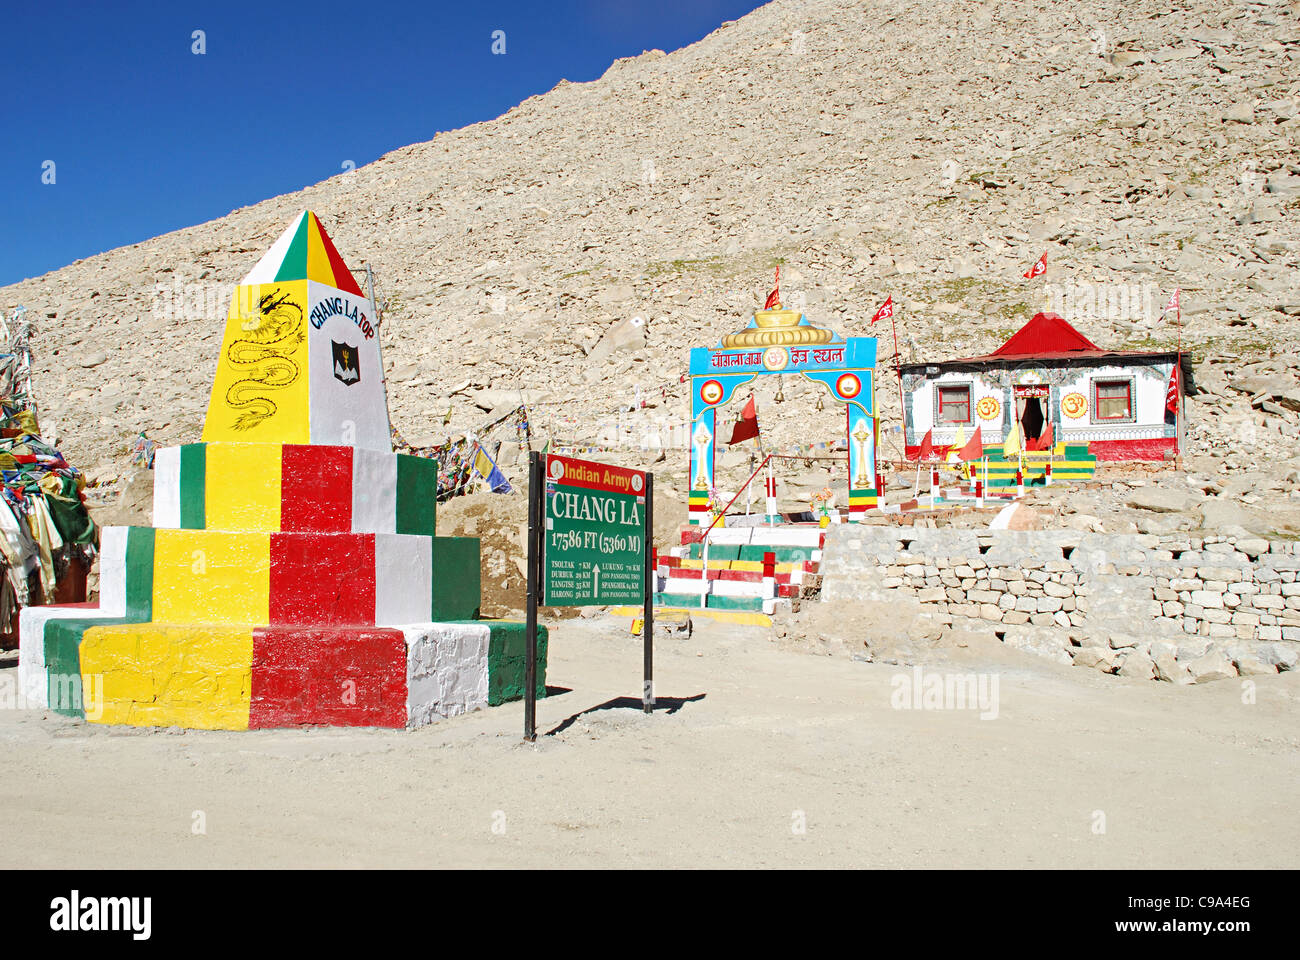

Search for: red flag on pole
xmin=870 ymin=296 xmax=893 ymax=325
xmin=763 ymin=266 xmax=780 ymax=310
xmin=956 ymin=426 xmax=984 ymax=461
xmin=729 ymin=395 xmax=760 ymax=444
xmin=917 ymin=428 xmax=935 ymax=461
xmin=1023 ymin=252 xmax=1048 ymax=279
xmin=1163 ymin=288 xmax=1180 ymax=320
xmin=1165 ymin=361 xmax=1180 ymax=417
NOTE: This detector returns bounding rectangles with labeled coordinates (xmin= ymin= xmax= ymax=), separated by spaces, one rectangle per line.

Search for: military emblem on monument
xmin=332 ymin=340 xmax=360 ymax=385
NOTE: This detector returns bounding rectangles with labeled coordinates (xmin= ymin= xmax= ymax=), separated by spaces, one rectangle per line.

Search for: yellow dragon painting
xmin=225 ymin=290 xmax=304 ymax=431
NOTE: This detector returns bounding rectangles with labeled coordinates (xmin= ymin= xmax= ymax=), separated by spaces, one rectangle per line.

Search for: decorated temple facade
xmin=901 ymin=312 xmax=1191 ymax=462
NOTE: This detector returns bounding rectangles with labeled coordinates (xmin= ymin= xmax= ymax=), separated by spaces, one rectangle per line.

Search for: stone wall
xmin=820 ymin=526 xmax=1300 ymax=682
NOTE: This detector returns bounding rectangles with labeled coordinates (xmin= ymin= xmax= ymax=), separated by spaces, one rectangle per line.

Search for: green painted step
xmin=704 ymin=595 xmax=765 ymax=611
xmin=656 ymin=593 xmax=704 ymax=607
xmin=739 ymin=544 xmax=816 ymax=563
xmin=986 ymin=473 xmax=1094 ymax=486
xmin=431 ymin=536 xmax=482 ymax=620
xmin=686 ymin=543 xmax=816 ymax=563
xmin=653 ymin=593 xmax=765 ymax=612
xmin=980 ymin=444 xmax=1094 ymax=462
xmin=688 ymin=543 xmax=741 ymax=561
xmin=482 ymin=621 xmax=549 ymax=706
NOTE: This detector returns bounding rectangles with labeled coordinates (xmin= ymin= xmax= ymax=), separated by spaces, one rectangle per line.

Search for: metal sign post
xmin=524 ymin=451 xmax=540 ymax=742
xmin=642 ymin=472 xmax=654 ymax=713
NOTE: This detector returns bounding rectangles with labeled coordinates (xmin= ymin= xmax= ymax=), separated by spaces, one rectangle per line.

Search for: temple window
xmin=1094 ymin=379 xmax=1132 ymax=421
xmin=937 ymin=385 xmax=972 ymax=423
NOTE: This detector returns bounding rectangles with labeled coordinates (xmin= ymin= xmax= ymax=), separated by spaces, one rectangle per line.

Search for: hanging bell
xmin=774 ymin=376 xmax=785 ymax=404
xmin=815 ymin=393 xmax=824 ymax=412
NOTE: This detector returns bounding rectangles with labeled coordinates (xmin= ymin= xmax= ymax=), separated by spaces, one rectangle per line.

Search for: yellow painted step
xmin=673 ymin=558 xmax=804 ymax=573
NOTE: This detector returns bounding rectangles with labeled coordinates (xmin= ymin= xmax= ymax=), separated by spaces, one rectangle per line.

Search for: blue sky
xmin=0 ymin=0 xmax=766 ymax=287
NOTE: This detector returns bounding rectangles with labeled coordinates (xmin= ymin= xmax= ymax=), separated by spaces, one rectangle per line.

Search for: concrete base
xmin=21 ymin=609 xmax=546 ymax=730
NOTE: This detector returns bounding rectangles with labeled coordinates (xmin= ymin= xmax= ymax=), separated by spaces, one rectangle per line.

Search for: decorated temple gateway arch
xmin=688 ymin=304 xmax=878 ymax=523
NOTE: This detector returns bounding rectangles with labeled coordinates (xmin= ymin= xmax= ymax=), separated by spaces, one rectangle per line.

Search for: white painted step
xmin=749 ymin=528 xmax=824 ymax=548
xmin=658 ymin=576 xmax=708 ymax=596
xmin=699 ymin=527 xmax=754 ymax=545
xmin=711 ymin=578 xmax=776 ymax=599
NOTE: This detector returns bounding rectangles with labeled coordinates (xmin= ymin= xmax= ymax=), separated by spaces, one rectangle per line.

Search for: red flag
xmin=956 ymin=426 xmax=984 ymax=461
xmin=763 ymin=266 xmax=780 ymax=310
xmin=1023 ymin=252 xmax=1048 ymax=279
xmin=1162 ymin=288 xmax=1180 ymax=320
xmin=729 ymin=395 xmax=760 ymax=444
xmin=1027 ymin=423 xmax=1054 ymax=452
xmin=870 ymin=296 xmax=893 ymax=325
xmin=1165 ymin=361 xmax=1180 ymax=416
xmin=917 ymin=428 xmax=935 ymax=461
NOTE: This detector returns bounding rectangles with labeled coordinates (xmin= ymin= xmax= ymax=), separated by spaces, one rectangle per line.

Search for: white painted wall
xmin=907 ymin=369 xmax=1006 ymax=445
xmin=1058 ymin=361 xmax=1174 ymax=442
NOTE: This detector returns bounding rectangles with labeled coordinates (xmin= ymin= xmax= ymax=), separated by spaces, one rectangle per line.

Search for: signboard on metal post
xmin=524 ymin=453 xmax=655 ymax=741
xmin=543 ymin=454 xmax=647 ymax=606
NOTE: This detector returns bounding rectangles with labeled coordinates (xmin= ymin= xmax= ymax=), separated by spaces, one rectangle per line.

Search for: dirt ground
xmin=1 ymin=616 xmax=1295 ymax=869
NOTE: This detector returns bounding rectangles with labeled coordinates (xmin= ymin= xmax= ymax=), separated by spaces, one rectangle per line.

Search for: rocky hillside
xmin=3 ymin=0 xmax=1299 ymax=524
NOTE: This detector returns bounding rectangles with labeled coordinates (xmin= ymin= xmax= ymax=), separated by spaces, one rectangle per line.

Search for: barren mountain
xmin=3 ymin=0 xmax=1299 ymax=516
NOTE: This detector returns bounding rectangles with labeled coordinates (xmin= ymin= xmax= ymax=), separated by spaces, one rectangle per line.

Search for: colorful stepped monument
xmin=18 ymin=211 xmax=545 ymax=729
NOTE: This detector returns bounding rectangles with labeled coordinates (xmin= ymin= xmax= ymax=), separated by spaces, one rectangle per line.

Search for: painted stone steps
xmin=18 ymin=455 xmax=535 ymax=730
xmin=155 ymin=442 xmax=438 ymax=535
xmin=654 ymin=592 xmax=774 ymax=613
xmin=680 ymin=543 xmax=822 ymax=564
xmin=958 ymin=443 xmax=1098 ymax=483
xmin=647 ymin=522 xmax=825 ymax=622
xmin=610 ymin=603 xmax=774 ymax=626
xmin=654 ymin=566 xmax=805 ymax=585
xmin=659 ymin=555 xmax=817 ymax=575
xmin=695 ymin=511 xmax=807 ymax=527
xmin=678 ymin=526 xmax=826 ymax=547
xmin=22 ymin=607 xmax=545 ymax=730
xmin=45 ymin=526 xmax=482 ymax=630
xmin=652 ymin=574 xmax=798 ymax=599
xmin=691 ymin=494 xmax=878 ymax=522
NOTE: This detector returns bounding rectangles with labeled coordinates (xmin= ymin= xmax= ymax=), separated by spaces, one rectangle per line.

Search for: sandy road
xmin=1 ymin=618 xmax=1296 ymax=869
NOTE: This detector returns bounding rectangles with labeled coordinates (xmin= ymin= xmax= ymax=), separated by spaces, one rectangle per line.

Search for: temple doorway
xmin=1014 ymin=385 xmax=1049 ymax=443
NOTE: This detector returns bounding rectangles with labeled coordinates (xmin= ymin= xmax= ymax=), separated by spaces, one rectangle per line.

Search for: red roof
xmin=991 ymin=312 xmax=1101 ymax=357
xmin=900 ymin=310 xmax=1187 ymax=372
